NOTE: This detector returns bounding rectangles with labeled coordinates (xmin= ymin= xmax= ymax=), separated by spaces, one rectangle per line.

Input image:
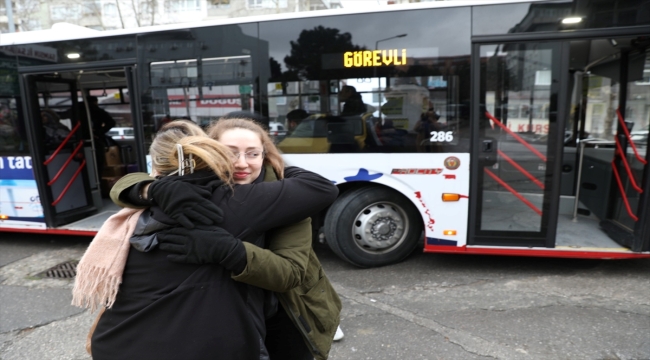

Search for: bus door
xmin=470 ymin=41 xmax=567 ymax=247
xmin=124 ymin=66 xmax=147 ymax=174
xmin=596 ymin=45 xmax=650 ymax=252
xmin=21 ymin=75 xmax=96 ymax=227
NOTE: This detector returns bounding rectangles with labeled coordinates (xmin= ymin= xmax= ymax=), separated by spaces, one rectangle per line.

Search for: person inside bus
xmin=414 ymin=108 xmax=442 ymax=152
xmin=88 ymin=119 xmax=340 ymax=359
xmin=41 ymin=109 xmax=71 ymax=149
xmin=286 ymin=108 xmax=309 ymax=135
xmin=339 ymin=85 xmax=367 ymax=116
xmin=77 ymin=95 xmax=117 ymax=139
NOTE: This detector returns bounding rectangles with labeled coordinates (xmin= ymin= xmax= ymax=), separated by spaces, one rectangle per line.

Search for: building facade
xmin=0 ymin=0 xmax=342 ymax=33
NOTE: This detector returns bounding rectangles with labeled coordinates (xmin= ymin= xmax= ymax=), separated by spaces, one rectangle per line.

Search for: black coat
xmin=91 ymin=167 xmax=338 ymax=360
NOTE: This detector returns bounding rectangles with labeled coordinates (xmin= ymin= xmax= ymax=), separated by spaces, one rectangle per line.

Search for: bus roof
xmin=0 ymin=0 xmax=541 ymax=46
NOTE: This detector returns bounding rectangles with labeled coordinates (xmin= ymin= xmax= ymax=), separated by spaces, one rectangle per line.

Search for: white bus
xmin=1 ymin=0 xmax=649 ymax=267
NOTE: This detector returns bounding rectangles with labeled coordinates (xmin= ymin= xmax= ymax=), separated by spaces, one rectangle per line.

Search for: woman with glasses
xmin=207 ymin=118 xmax=345 ymax=358
xmin=92 ymin=119 xmax=341 ymax=360
xmin=82 ymin=122 xmax=340 ymax=360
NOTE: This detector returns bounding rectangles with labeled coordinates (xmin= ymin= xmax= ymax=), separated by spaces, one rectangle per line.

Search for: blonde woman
xmin=110 ymin=118 xmax=343 ymax=359
xmin=91 ymin=122 xmax=339 ymax=359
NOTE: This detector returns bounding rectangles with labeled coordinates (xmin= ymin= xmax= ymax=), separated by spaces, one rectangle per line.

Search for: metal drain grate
xmin=35 ymin=260 xmax=78 ymax=279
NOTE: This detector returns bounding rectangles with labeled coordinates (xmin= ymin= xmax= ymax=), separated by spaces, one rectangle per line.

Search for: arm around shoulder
xmin=110 ymin=172 xmax=155 ymax=208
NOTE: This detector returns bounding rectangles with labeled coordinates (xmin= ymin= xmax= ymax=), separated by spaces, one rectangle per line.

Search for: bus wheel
xmin=324 ymin=187 xmax=423 ymax=268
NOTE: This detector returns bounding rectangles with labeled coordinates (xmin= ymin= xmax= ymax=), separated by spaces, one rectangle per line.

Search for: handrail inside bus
xmin=611 ymin=160 xmax=639 ymax=222
xmin=484 ymin=168 xmax=543 ymax=216
xmin=605 ymin=108 xmax=646 ymax=222
xmin=616 ymin=108 xmax=647 ymax=165
xmin=572 ymin=139 xmax=616 ymax=221
xmin=614 ymin=138 xmax=644 ymax=194
xmin=483 ymin=112 xmax=545 ymax=215
xmin=43 ymin=122 xmax=81 ymax=166
xmin=46 ymin=140 xmax=85 ymax=186
xmin=485 ymin=111 xmax=547 ymax=162
xmin=497 ymin=149 xmax=545 ymax=190
xmin=51 ymin=159 xmax=86 ymax=206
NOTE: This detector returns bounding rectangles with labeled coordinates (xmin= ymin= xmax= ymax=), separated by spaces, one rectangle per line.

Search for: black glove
xmin=148 ymin=179 xmax=223 ymax=229
xmin=157 ymin=226 xmax=247 ymax=273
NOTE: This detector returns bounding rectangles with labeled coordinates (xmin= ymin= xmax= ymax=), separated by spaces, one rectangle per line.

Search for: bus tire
xmin=324 ymin=186 xmax=423 ymax=268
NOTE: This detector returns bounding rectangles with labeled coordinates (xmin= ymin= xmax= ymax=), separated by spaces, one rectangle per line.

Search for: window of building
xmin=82 ymin=0 xmax=101 ymax=16
xmin=103 ymin=3 xmax=118 ymax=17
xmin=209 ymin=0 xmax=230 ymax=8
xmin=248 ymin=0 xmax=288 ymax=9
xmin=50 ymin=5 xmax=81 ymax=22
xmin=169 ymin=0 xmax=201 ymax=12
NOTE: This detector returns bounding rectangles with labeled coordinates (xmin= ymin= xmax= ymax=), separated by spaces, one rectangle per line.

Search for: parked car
xmin=630 ymin=125 xmax=649 ymax=145
xmin=107 ymin=127 xmax=134 ymax=140
xmin=268 ymin=121 xmax=287 ymax=142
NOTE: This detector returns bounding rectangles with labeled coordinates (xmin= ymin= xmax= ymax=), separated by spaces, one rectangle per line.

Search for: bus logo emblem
xmin=444 ymin=157 xmax=460 ymax=170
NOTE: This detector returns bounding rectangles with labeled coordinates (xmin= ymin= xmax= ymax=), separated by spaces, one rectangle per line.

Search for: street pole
xmin=374 ymin=34 xmax=407 ymax=122
xmin=5 ymin=0 xmax=15 ymax=32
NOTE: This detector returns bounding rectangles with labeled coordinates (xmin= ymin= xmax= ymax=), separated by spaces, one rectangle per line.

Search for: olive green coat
xmin=109 ymin=167 xmax=341 ymax=359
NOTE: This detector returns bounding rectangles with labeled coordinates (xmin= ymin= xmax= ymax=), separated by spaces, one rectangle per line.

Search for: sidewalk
xmin=0 ymin=243 xmax=93 ymax=360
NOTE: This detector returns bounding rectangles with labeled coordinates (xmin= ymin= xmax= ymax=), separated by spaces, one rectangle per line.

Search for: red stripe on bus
xmin=423 ymin=245 xmax=650 ymax=259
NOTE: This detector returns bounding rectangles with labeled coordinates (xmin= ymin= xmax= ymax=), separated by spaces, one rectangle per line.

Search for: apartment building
xmin=0 ymin=0 xmax=342 ymax=33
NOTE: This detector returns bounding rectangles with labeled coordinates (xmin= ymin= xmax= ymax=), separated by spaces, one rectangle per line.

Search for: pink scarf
xmin=72 ymin=208 xmax=144 ymax=312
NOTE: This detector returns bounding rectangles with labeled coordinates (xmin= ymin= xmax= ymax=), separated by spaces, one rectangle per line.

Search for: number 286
xmin=430 ymin=131 xmax=454 ymax=142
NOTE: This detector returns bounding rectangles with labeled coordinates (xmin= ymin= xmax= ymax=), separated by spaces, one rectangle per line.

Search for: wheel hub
xmin=353 ymin=203 xmax=407 ymax=253
xmin=372 ymin=218 xmax=396 ymax=238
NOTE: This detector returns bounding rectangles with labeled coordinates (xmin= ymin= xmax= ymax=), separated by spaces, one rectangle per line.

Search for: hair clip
xmin=176 ymin=144 xmax=194 ymax=176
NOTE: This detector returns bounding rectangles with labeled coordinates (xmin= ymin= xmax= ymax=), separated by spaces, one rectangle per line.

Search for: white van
xmin=107 ymin=127 xmax=134 ymax=140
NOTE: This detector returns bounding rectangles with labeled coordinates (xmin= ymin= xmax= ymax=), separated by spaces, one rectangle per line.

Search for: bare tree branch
xmin=149 ymin=0 xmax=156 ymax=26
xmin=130 ymin=0 xmax=141 ymax=27
xmin=12 ymin=0 xmax=42 ymax=31
xmin=115 ymin=0 xmax=125 ymax=28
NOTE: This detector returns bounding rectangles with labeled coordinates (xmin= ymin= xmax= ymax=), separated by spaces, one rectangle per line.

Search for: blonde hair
xmin=149 ymin=127 xmax=234 ymax=184
xmin=159 ymin=119 xmax=205 ymax=137
xmin=207 ymin=118 xmax=285 ymax=179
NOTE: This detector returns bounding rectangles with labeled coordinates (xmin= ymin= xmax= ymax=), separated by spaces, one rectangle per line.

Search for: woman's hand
xmin=148 ymin=179 xmax=224 ymax=228
xmin=157 ymin=226 xmax=246 ymax=273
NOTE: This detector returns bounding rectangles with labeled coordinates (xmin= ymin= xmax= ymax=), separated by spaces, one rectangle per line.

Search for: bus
xmin=1 ymin=0 xmax=649 ymax=267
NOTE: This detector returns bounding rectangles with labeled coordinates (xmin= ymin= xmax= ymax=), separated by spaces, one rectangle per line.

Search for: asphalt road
xmin=1 ymin=232 xmax=649 ymax=360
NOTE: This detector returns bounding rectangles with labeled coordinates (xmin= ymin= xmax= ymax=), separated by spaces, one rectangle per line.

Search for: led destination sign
xmin=343 ymin=49 xmax=407 ymax=68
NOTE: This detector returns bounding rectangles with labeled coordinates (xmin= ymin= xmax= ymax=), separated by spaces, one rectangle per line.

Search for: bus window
xmin=138 ymin=23 xmax=260 ymax=148
xmin=260 ymin=6 xmax=471 ymax=155
xmin=0 ymin=99 xmax=25 ymax=155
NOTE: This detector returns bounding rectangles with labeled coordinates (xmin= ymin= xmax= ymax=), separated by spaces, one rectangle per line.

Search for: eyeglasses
xmin=230 ymin=151 xmax=265 ymax=161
